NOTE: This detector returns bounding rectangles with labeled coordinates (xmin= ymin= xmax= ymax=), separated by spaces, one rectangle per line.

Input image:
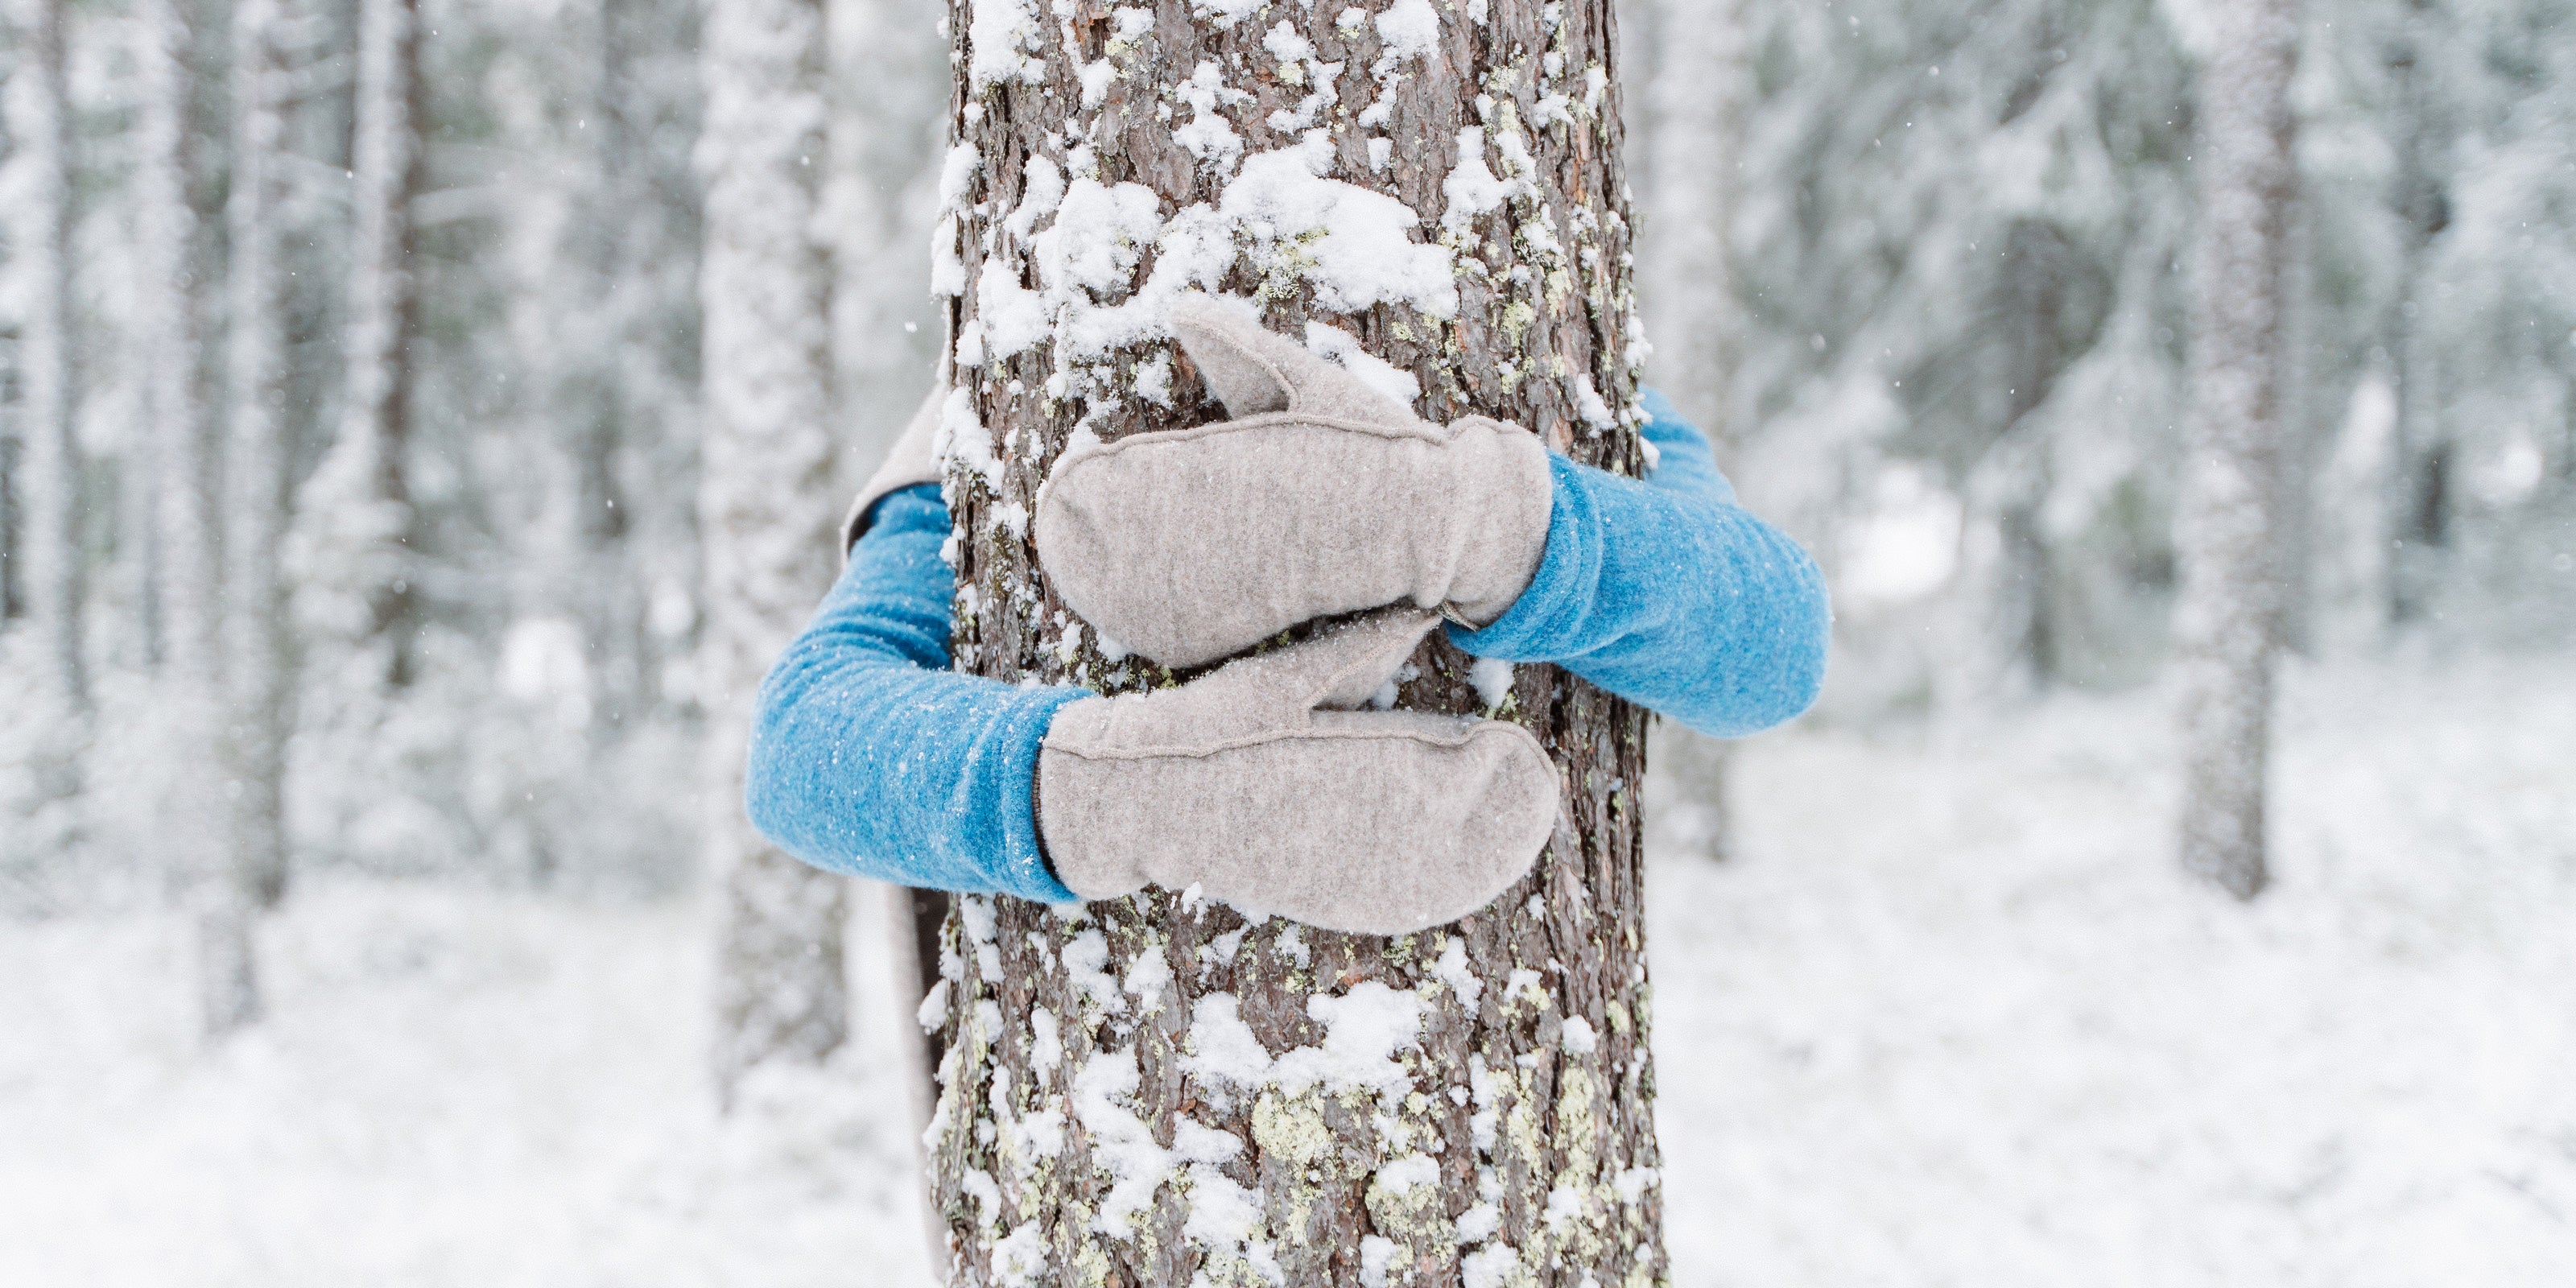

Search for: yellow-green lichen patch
xmin=1250 ymin=1089 xmax=1336 ymax=1173
xmin=1072 ymin=1237 xmax=1114 ymax=1288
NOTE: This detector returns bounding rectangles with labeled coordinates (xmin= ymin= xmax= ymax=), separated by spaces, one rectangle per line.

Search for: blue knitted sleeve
xmin=745 ymin=485 xmax=1090 ymax=901
xmin=1447 ymin=390 xmax=1831 ymax=737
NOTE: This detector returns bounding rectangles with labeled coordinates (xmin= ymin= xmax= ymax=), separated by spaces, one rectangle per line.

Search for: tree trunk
xmin=700 ymin=0 xmax=851 ymax=1108
xmin=299 ymin=0 xmax=423 ymax=687
xmin=928 ymin=4 xmax=1662 ymax=1285
xmin=2383 ymin=0 xmax=2448 ymax=630
xmin=207 ymin=0 xmax=302 ymax=1032
xmin=826 ymin=0 xmax=949 ymax=457
xmin=7 ymin=0 xmax=85 ymax=712
xmin=1632 ymin=0 xmax=1743 ymax=452
xmin=137 ymin=0 xmax=239 ymax=1030
xmin=1631 ymin=0 xmax=1746 ymax=867
xmin=2174 ymin=0 xmax=2300 ymax=900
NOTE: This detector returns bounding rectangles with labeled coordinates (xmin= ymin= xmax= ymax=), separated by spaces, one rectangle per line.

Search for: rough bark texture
xmin=926 ymin=4 xmax=1662 ymax=1285
xmin=2174 ymin=0 xmax=2300 ymax=901
xmin=9 ymin=0 xmax=86 ymax=711
xmin=700 ymin=0 xmax=852 ymax=1107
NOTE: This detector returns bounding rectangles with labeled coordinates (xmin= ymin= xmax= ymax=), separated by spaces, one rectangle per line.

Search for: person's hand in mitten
xmin=1034 ymin=295 xmax=1554 ymax=671
xmin=1037 ymin=609 xmax=1554 ymax=936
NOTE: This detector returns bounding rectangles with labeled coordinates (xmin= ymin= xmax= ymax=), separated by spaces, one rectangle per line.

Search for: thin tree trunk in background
xmin=138 ymin=0 xmax=233 ymax=984
xmin=2274 ymin=186 xmax=2318 ymax=656
xmin=1635 ymin=0 xmax=1744 ymax=451
xmin=2384 ymin=0 xmax=2448 ymax=630
xmin=700 ymin=0 xmax=850 ymax=1108
xmin=563 ymin=0 xmax=640 ymax=733
xmin=2175 ymin=0 xmax=2300 ymax=901
xmin=303 ymin=0 xmax=424 ymax=686
xmin=207 ymin=0 xmax=301 ymax=1033
xmin=8 ymin=0 xmax=86 ymax=712
xmin=1633 ymin=0 xmax=1748 ymax=865
xmin=825 ymin=0 xmax=947 ymax=456
xmin=930 ymin=3 xmax=1662 ymax=1283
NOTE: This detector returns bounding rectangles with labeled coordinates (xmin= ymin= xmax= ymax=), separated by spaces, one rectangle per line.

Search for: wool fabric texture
xmin=1036 ymin=296 xmax=1554 ymax=670
xmin=745 ymin=390 xmax=1828 ymax=901
xmin=1448 ymin=389 xmax=1831 ymax=739
xmin=1038 ymin=610 xmax=1555 ymax=935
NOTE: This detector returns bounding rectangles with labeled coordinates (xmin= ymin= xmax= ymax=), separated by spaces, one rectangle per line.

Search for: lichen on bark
xmin=925 ymin=3 xmax=1664 ymax=1284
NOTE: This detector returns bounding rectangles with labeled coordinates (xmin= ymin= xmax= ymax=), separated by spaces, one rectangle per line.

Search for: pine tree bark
xmin=2175 ymin=0 xmax=2300 ymax=900
xmin=927 ymin=4 xmax=1662 ymax=1285
xmin=700 ymin=0 xmax=851 ymax=1106
xmin=7 ymin=0 xmax=86 ymax=712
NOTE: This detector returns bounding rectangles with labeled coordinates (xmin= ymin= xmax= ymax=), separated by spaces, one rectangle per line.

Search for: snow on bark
xmin=6 ymin=0 xmax=85 ymax=712
xmin=294 ymin=0 xmax=424 ymax=688
xmin=927 ymin=3 xmax=1662 ymax=1284
xmin=700 ymin=0 xmax=852 ymax=1105
xmin=2174 ymin=0 xmax=2301 ymax=901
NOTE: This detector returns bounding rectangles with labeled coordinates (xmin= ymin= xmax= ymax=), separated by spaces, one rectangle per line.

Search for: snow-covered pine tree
xmin=6 ymin=0 xmax=85 ymax=712
xmin=295 ymin=0 xmax=423 ymax=687
xmin=2174 ymin=0 xmax=2301 ymax=899
xmin=699 ymin=0 xmax=849 ymax=1105
xmin=924 ymin=3 xmax=1662 ymax=1283
xmin=1732 ymin=0 xmax=2195 ymax=701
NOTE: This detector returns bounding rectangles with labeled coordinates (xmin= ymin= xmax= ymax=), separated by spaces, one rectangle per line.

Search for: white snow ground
xmin=2 ymin=650 xmax=2570 ymax=1286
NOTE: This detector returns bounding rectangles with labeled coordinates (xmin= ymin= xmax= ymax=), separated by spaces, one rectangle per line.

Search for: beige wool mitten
xmin=1038 ymin=609 xmax=1557 ymax=935
xmin=1034 ymin=297 xmax=1554 ymax=670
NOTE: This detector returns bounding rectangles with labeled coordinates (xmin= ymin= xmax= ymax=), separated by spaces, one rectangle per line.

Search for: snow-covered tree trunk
xmin=6 ymin=0 xmax=86 ymax=712
xmin=927 ymin=4 xmax=1662 ymax=1285
xmin=298 ymin=0 xmax=423 ymax=687
xmin=699 ymin=0 xmax=850 ymax=1106
xmin=2174 ymin=0 xmax=2301 ymax=901
xmin=134 ymin=0 xmax=239 ymax=1027
xmin=206 ymin=0 xmax=303 ymax=1030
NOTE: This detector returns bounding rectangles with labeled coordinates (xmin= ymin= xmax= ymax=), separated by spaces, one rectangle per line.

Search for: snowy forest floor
xmin=3 ymin=650 xmax=2571 ymax=1287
